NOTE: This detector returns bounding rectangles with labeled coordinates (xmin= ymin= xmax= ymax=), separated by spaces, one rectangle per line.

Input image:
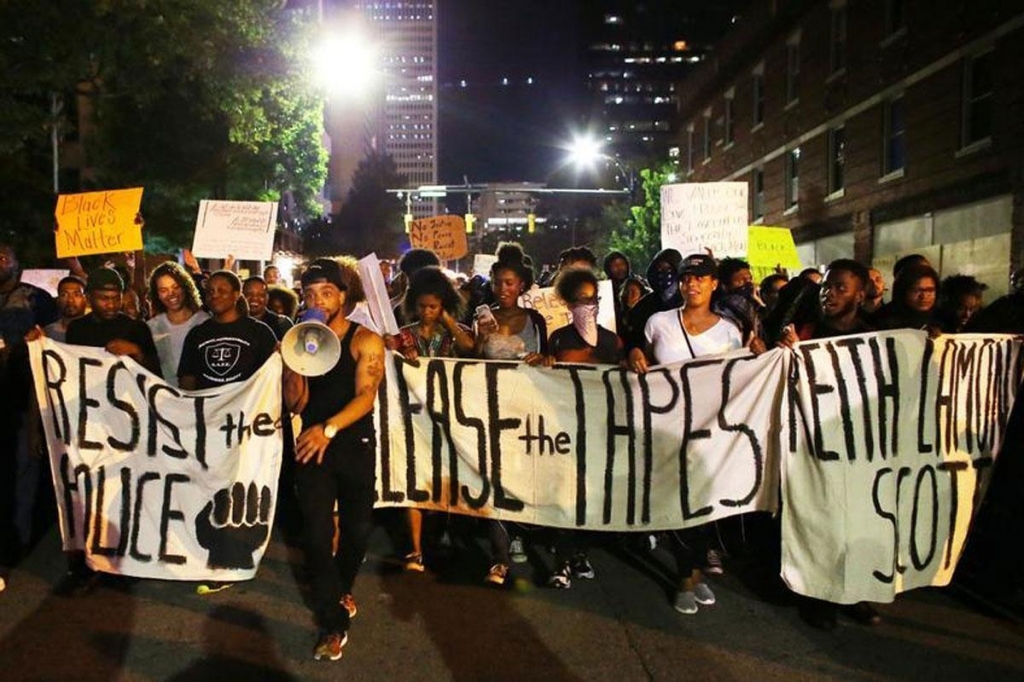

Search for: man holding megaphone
xmin=282 ymin=257 xmax=385 ymax=663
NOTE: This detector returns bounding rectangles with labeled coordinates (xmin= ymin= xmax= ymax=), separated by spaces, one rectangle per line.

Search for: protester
xmin=44 ymin=275 xmax=88 ymax=342
xmin=178 ymin=270 xmax=277 ymax=391
xmin=603 ymin=250 xmax=632 ymax=331
xmin=56 ymin=266 xmax=160 ymax=593
xmin=892 ymin=253 xmax=931 ymax=280
xmin=798 ymin=267 xmax=823 ymax=284
xmin=243 ymin=276 xmax=294 ymax=341
xmin=545 ymin=267 xmax=621 ymax=588
xmin=623 ymin=248 xmax=684 ymax=362
xmin=267 ymin=285 xmax=300 ymax=320
xmin=0 ymin=242 xmax=58 ymax=592
xmin=966 ymin=268 xmax=1024 ymax=333
xmin=862 ymin=267 xmax=886 ymax=316
xmin=935 ymin=274 xmax=987 ymax=333
xmin=556 ymin=246 xmax=598 ymax=272
xmin=263 ymin=264 xmax=282 ymax=286
xmin=474 ymin=243 xmax=550 ymax=586
xmin=630 ymin=253 xmax=744 ymax=615
xmin=779 ymin=259 xmax=883 ymax=630
xmin=147 ymin=261 xmax=209 ymax=386
xmin=874 ymin=263 xmax=939 ymax=331
xmin=619 ymin=274 xmax=650 ymax=315
xmin=386 ymin=266 xmax=474 ymax=572
xmin=283 ymin=257 xmax=385 ymax=662
xmin=717 ymin=257 xmax=754 ymax=294
xmin=758 ymin=273 xmax=788 ymax=316
xmin=394 ymin=248 xmax=442 ymax=325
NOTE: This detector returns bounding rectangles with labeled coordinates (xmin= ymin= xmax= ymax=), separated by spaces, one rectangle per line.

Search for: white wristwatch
xmin=323 ymin=423 xmax=338 ymax=440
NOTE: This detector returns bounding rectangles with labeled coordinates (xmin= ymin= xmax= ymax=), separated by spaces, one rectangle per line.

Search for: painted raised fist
xmin=195 ymin=482 xmax=272 ymax=570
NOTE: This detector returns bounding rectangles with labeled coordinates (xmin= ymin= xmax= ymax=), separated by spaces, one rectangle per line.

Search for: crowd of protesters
xmin=1 ymin=235 xmax=1023 ymax=661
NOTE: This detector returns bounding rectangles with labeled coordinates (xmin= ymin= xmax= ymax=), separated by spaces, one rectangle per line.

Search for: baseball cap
xmin=678 ymin=254 xmax=717 ymax=277
xmin=300 ymin=258 xmax=346 ymax=291
xmin=86 ymin=267 xmax=125 ymax=292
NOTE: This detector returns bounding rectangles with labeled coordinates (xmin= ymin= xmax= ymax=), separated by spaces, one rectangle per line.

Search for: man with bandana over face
xmin=623 ymin=249 xmax=683 ymax=367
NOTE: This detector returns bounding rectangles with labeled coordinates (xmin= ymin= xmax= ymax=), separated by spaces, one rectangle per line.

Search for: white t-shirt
xmin=148 ymin=310 xmax=209 ymax=385
xmin=644 ymin=309 xmax=742 ymax=365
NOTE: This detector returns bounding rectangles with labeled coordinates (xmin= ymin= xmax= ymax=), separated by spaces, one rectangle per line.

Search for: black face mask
xmin=734 ymin=282 xmax=755 ymax=299
xmin=651 ymin=270 xmax=678 ymax=298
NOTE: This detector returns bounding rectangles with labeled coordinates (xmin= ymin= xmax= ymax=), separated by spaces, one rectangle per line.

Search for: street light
xmin=312 ymin=30 xmax=378 ymax=99
xmin=566 ymin=134 xmax=634 ymax=192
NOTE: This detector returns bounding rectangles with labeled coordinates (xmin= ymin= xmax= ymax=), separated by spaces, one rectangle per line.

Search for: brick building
xmin=674 ymin=0 xmax=1024 ymax=297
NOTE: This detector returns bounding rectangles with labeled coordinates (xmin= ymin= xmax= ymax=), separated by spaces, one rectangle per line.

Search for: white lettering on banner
xmin=781 ymin=331 xmax=1023 ymax=604
xmin=373 ymin=348 xmax=785 ymax=529
xmin=28 ymin=339 xmax=283 ymax=581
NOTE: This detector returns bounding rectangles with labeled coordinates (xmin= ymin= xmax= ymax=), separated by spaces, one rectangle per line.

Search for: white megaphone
xmin=281 ymin=309 xmax=341 ymax=376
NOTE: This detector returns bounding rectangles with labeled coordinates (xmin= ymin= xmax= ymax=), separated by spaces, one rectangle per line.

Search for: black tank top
xmin=301 ymin=322 xmax=374 ymax=438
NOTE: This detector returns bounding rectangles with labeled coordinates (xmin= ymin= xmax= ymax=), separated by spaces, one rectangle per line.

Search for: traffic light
xmin=404 ymin=213 xmax=413 ymax=233
xmin=527 ymin=213 xmax=536 ymax=234
xmin=465 ymin=213 xmax=475 ymax=234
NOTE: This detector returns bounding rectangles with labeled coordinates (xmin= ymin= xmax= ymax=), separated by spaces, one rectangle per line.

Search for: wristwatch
xmin=323 ymin=423 xmax=338 ymax=440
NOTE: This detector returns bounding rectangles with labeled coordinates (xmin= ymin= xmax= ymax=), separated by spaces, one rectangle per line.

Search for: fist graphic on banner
xmin=195 ymin=482 xmax=272 ymax=570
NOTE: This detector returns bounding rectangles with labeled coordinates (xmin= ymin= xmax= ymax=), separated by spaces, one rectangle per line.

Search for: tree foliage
xmin=605 ymin=162 xmax=678 ymax=272
xmin=0 ymin=0 xmax=327 ymax=257
xmin=304 ymin=150 xmax=406 ymax=259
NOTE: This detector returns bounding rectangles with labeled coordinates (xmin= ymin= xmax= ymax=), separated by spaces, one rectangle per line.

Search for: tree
xmin=0 ymin=0 xmax=327 ymax=256
xmin=309 ymin=151 xmax=406 ymax=258
xmin=605 ymin=162 xmax=678 ymax=271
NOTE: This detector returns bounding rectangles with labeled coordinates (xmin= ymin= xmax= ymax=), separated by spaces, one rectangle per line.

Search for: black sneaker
xmin=570 ymin=554 xmax=595 ymax=579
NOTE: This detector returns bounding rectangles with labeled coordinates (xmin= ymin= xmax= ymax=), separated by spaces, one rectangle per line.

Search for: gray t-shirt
xmin=147 ymin=311 xmax=209 ymax=385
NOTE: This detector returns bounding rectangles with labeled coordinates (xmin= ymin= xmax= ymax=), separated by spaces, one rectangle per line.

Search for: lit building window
xmin=785 ymin=147 xmax=800 ymax=209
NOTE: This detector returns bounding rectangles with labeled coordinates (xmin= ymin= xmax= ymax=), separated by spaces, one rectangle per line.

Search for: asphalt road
xmin=2 ymin=512 xmax=1023 ymax=681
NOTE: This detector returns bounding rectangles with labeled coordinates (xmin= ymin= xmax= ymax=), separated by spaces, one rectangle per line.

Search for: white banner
xmin=374 ymin=349 xmax=786 ymax=530
xmin=660 ymin=182 xmax=749 ymax=257
xmin=29 ymin=339 xmax=283 ymax=581
xmin=191 ymin=199 xmax=279 ymax=261
xmin=781 ymin=332 xmax=1023 ymax=603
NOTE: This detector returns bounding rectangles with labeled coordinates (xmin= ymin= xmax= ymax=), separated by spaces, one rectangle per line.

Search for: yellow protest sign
xmin=409 ymin=215 xmax=468 ymax=261
xmin=747 ymin=226 xmax=802 ymax=279
xmin=54 ymin=188 xmax=144 ymax=258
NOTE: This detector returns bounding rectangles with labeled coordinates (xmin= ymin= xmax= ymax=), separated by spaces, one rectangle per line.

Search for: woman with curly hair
xmin=147 ymin=261 xmax=208 ymax=385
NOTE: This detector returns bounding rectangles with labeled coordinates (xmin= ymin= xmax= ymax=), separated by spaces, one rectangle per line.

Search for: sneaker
xmin=404 ymin=552 xmax=425 ymax=573
xmin=547 ymin=564 xmax=572 ymax=589
xmin=674 ymin=590 xmax=698 ymax=615
xmin=54 ymin=567 xmax=98 ymax=597
xmin=312 ymin=631 xmax=348 ymax=661
xmin=509 ymin=537 xmax=527 ymax=564
xmin=341 ymin=593 xmax=358 ymax=619
xmin=486 ymin=563 xmax=509 ymax=586
xmin=705 ymin=549 xmax=724 ymax=575
xmin=570 ymin=554 xmax=595 ymax=580
xmin=196 ymin=581 xmax=233 ymax=595
xmin=693 ymin=581 xmax=716 ymax=605
xmin=844 ymin=601 xmax=882 ymax=626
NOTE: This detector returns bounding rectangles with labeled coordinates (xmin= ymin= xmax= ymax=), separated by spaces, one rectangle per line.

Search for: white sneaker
xmin=705 ymin=549 xmax=724 ymax=575
xmin=693 ymin=581 xmax=716 ymax=605
xmin=674 ymin=590 xmax=698 ymax=615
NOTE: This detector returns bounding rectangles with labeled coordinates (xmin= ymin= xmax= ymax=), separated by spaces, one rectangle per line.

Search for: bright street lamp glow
xmin=313 ymin=32 xmax=378 ymax=97
xmin=568 ymin=135 xmax=604 ymax=168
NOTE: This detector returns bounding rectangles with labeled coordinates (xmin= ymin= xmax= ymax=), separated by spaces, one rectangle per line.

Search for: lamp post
xmin=566 ymin=134 xmax=635 ymax=193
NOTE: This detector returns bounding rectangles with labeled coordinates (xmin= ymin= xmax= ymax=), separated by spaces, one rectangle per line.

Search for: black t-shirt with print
xmin=178 ymin=316 xmax=277 ymax=389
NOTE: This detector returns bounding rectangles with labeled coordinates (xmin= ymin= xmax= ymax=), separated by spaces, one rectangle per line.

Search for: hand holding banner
xmin=54 ymin=188 xmax=144 ymax=258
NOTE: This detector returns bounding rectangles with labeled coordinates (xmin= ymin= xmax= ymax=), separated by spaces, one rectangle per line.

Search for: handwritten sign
xmin=519 ymin=280 xmax=617 ymax=336
xmin=473 ymin=254 xmax=498 ymax=277
xmin=660 ymin=182 xmax=748 ymax=258
xmin=747 ymin=226 xmax=802 ymax=280
xmin=54 ymin=188 xmax=144 ymax=258
xmin=191 ymin=200 xmax=279 ymax=261
xmin=409 ymin=215 xmax=468 ymax=261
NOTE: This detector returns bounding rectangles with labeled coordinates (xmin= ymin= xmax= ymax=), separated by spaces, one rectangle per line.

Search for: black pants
xmin=295 ymin=433 xmax=376 ymax=633
xmin=667 ymin=525 xmax=711 ymax=585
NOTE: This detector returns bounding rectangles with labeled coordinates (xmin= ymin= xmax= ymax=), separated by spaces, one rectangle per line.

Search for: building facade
xmin=674 ymin=0 xmax=1024 ymax=298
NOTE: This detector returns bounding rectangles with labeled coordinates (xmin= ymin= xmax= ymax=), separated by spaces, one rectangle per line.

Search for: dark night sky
xmin=437 ymin=0 xmax=587 ymax=184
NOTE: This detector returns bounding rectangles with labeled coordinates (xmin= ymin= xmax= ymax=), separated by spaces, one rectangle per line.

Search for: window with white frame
xmin=786 ymin=32 xmax=801 ymax=104
xmin=785 ymin=147 xmax=800 ymax=209
xmin=827 ymin=125 xmax=846 ymax=194
xmin=752 ymin=167 xmax=765 ymax=221
xmin=724 ymin=89 xmax=735 ymax=145
xmin=829 ymin=2 xmax=847 ymax=76
xmin=882 ymin=94 xmax=906 ymax=175
xmin=752 ymin=62 xmax=765 ymax=127
xmin=962 ymin=51 xmax=994 ymax=148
